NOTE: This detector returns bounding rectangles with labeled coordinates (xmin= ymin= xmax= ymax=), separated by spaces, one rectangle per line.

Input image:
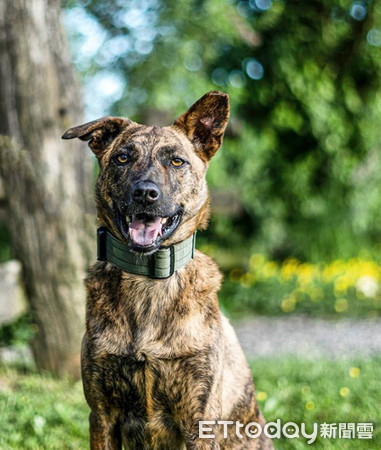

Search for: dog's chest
xmin=89 ymin=299 xmax=209 ymax=361
xmin=86 ymin=269 xmax=211 ymax=360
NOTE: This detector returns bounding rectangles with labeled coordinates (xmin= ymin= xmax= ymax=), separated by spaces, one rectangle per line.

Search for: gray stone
xmin=0 ymin=260 xmax=27 ymax=325
xmin=0 ymin=345 xmax=34 ymax=367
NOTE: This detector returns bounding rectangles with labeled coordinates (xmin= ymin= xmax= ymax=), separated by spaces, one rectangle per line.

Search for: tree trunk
xmin=0 ymin=0 xmax=94 ymax=377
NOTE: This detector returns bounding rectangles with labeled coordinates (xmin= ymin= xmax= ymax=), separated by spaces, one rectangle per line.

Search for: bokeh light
xmin=350 ymin=2 xmax=367 ymax=21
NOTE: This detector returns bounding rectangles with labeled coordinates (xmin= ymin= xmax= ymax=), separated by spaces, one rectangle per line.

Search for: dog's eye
xmin=116 ymin=154 xmax=129 ymax=164
xmin=171 ymin=158 xmax=185 ymax=167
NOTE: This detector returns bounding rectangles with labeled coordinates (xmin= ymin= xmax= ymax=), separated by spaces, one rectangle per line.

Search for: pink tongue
xmin=129 ymin=217 xmax=162 ymax=246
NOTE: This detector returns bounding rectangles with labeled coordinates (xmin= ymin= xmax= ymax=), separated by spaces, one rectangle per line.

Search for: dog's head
xmin=62 ymin=91 xmax=229 ymax=254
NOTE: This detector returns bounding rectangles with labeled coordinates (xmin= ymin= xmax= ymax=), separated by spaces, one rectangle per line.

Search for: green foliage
xmin=219 ymin=253 xmax=381 ymax=318
xmin=0 ymin=358 xmax=379 ymax=448
xmin=63 ymin=0 xmax=381 ymax=261
xmin=0 ymin=367 xmax=88 ymax=449
xmin=0 ymin=314 xmax=35 ymax=348
xmin=252 ymin=357 xmax=381 ymax=449
xmin=0 ymin=224 xmax=11 ymax=263
xmin=212 ymin=0 xmax=381 ymax=261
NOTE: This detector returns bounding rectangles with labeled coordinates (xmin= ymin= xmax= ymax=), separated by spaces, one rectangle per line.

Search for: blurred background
xmin=0 ymin=0 xmax=380 ymax=448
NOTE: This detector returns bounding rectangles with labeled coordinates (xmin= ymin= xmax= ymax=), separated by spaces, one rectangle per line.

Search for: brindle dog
xmin=62 ymin=91 xmax=273 ymax=450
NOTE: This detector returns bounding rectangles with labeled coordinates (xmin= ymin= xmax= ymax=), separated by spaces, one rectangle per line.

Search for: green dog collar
xmin=97 ymin=227 xmax=196 ymax=279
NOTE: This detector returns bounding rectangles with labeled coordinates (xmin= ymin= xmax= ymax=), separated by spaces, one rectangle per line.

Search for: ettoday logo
xmin=199 ymin=420 xmax=373 ymax=444
xmin=199 ymin=420 xmax=318 ymax=444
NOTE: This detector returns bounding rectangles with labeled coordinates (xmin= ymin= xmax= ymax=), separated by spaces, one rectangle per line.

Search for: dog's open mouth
xmin=117 ymin=210 xmax=182 ymax=252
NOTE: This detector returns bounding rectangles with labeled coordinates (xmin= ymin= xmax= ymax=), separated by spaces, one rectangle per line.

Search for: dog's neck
xmin=96 ymin=227 xmax=197 ymax=279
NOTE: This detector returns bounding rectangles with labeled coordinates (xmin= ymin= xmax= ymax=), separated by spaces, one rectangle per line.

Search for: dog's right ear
xmin=173 ymin=91 xmax=230 ymax=161
xmin=61 ymin=116 xmax=130 ymax=155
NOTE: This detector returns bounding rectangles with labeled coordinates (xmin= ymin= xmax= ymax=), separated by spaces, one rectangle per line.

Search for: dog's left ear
xmin=173 ymin=91 xmax=230 ymax=160
xmin=61 ymin=116 xmax=130 ymax=155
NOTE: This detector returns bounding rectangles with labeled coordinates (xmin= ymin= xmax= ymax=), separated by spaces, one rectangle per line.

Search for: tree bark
xmin=0 ymin=0 xmax=94 ymax=377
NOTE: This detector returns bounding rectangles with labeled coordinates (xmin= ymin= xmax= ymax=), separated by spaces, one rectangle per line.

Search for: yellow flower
xmin=358 ymin=261 xmax=380 ymax=280
xmin=305 ymin=401 xmax=315 ymax=410
xmin=349 ymin=367 xmax=360 ymax=378
xmin=281 ymin=258 xmax=300 ymax=280
xmin=262 ymin=261 xmax=279 ymax=278
xmin=334 ymin=298 xmax=348 ymax=313
xmin=334 ymin=276 xmax=352 ymax=295
xmin=332 ymin=259 xmax=347 ymax=272
xmin=249 ymin=253 xmax=266 ymax=270
xmin=322 ymin=259 xmax=346 ymax=282
xmin=322 ymin=266 xmax=334 ymax=283
xmin=297 ymin=263 xmax=315 ymax=286
xmin=340 ymin=387 xmax=350 ymax=397
xmin=281 ymin=296 xmax=296 ymax=313
xmin=257 ymin=391 xmax=267 ymax=401
xmin=240 ymin=272 xmax=255 ymax=288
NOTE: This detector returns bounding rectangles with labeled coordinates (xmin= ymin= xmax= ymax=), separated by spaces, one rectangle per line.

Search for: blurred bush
xmin=219 ymin=253 xmax=381 ymax=317
xmin=0 ymin=314 xmax=35 ymax=348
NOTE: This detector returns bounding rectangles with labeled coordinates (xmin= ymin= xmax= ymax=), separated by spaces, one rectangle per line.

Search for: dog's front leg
xmin=89 ymin=411 xmax=122 ymax=450
xmin=184 ymin=427 xmax=220 ymax=450
xmin=179 ymin=402 xmax=222 ymax=450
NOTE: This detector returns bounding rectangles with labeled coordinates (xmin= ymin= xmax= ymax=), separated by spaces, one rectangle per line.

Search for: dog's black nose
xmin=132 ymin=180 xmax=161 ymax=205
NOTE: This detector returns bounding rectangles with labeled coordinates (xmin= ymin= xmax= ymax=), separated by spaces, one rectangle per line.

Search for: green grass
xmin=0 ymin=366 xmax=88 ymax=449
xmin=251 ymin=357 xmax=381 ymax=449
xmin=0 ymin=358 xmax=379 ymax=449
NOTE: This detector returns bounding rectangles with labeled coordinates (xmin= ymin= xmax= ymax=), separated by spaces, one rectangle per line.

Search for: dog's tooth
xmin=161 ymin=217 xmax=168 ymax=224
xmin=126 ymin=216 xmax=132 ymax=223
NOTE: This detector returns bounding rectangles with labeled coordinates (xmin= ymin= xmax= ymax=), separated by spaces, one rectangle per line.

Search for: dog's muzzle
xmin=116 ymin=208 xmax=183 ymax=253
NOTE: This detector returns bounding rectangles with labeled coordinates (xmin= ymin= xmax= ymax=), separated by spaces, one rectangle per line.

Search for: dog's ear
xmin=173 ymin=91 xmax=230 ymax=160
xmin=61 ymin=116 xmax=130 ymax=155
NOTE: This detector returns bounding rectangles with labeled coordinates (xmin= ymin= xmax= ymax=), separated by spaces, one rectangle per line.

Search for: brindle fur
xmin=63 ymin=91 xmax=273 ymax=449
